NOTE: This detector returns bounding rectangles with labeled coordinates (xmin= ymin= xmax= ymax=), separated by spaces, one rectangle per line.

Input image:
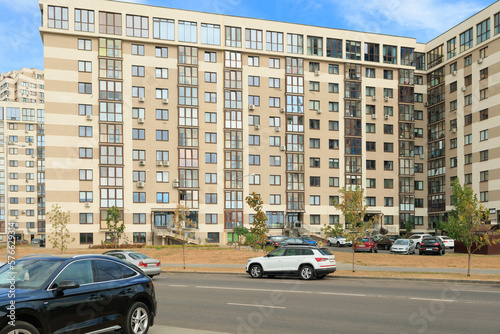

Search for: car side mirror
xmin=56 ymin=279 xmax=80 ymax=291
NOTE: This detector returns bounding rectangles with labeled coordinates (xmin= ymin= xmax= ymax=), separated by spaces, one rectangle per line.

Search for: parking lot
xmin=325 ymin=244 xmax=455 ymax=254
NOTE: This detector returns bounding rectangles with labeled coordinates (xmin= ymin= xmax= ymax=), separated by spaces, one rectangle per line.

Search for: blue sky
xmin=0 ymin=0 xmax=496 ymax=74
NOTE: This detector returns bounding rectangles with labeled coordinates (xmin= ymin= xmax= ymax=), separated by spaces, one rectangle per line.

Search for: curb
xmin=161 ymin=270 xmax=500 ymax=285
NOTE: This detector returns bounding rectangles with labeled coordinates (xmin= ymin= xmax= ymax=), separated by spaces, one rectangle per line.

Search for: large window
xmin=477 ymin=19 xmax=490 ymax=44
xmin=245 ymin=28 xmax=263 ymax=50
xmin=48 ymin=6 xmax=69 ymax=29
xmin=179 ymin=21 xmax=197 ymax=43
xmin=201 ymin=23 xmax=220 ymax=45
xmin=364 ymin=43 xmax=379 ymax=62
xmin=287 ymin=33 xmax=303 ymax=54
xmin=126 ymin=15 xmax=148 ymax=38
xmin=307 ymin=36 xmax=323 ymax=56
xmin=225 ymin=26 xmax=242 ymax=47
xmin=99 ymin=12 xmax=122 ymax=35
xmin=75 ymin=9 xmax=94 ymax=32
xmin=383 ymin=45 xmax=397 ymax=64
xmin=346 ymin=41 xmax=361 ymax=60
xmin=460 ymin=28 xmax=473 ymax=52
xmin=447 ymin=38 xmax=456 ymax=59
xmin=326 ymin=38 xmax=342 ymax=58
xmin=267 ymin=31 xmax=284 ymax=52
xmin=153 ymin=17 xmax=174 ymax=40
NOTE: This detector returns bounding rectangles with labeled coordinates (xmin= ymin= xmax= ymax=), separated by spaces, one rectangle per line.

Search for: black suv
xmin=419 ymin=237 xmax=446 ymax=255
xmin=0 ymin=254 xmax=157 ymax=334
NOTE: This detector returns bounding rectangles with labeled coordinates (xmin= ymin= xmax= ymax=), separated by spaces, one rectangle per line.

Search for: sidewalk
xmin=162 ymin=262 xmax=500 ymax=275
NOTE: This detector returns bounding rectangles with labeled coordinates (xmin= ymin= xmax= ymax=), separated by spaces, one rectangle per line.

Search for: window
xmin=248 ymin=76 xmax=260 ymax=87
xmin=480 ymin=88 xmax=488 ymax=100
xmin=79 ymin=126 xmax=92 ymax=137
xmin=205 ymin=92 xmax=217 ymax=103
xmin=79 ymin=191 xmax=93 ymax=203
xmin=447 ymin=37 xmax=456 ymax=59
xmin=126 ymin=15 xmax=148 ymax=38
xmin=384 ymin=106 xmax=393 ymax=116
xmin=310 ymin=196 xmax=320 ymax=206
xmin=460 ymin=28 xmax=473 ymax=52
xmin=366 ymin=141 xmax=376 ymax=152
xmin=307 ymin=36 xmax=323 ymax=56
xmin=249 ymin=174 xmax=260 ymax=185
xmin=310 ymin=138 xmax=320 ymax=148
xmin=366 ymin=68 xmax=375 ymax=78
xmin=268 ymin=77 xmax=279 ymax=88
xmin=465 ymin=153 xmax=472 ymax=165
xmin=248 ymin=95 xmax=260 ymax=106
xmin=383 ymin=70 xmax=393 ymax=80
xmin=155 ymin=46 xmax=168 ymax=58
xmin=480 ymin=109 xmax=488 ymax=121
xmin=477 ymin=19 xmax=490 ymax=44
xmin=78 ymin=60 xmax=92 ymax=72
xmin=179 ymin=21 xmax=197 ymax=43
xmin=132 ymin=192 xmax=146 ymax=203
xmin=78 ymin=38 xmax=92 ymax=50
xmin=206 ymin=193 xmax=217 ymax=204
xmin=267 ymin=31 xmax=284 ymax=52
xmin=384 ymin=216 xmax=394 ymax=225
xmin=79 ymin=147 xmax=92 ymax=159
xmin=249 ymin=135 xmax=260 ymax=146
xmin=364 ymin=43 xmax=379 ymax=62
xmin=155 ymin=67 xmax=168 ymax=79
xmin=270 ymin=175 xmax=281 ymax=185
xmin=384 ymin=179 xmax=393 ymax=189
xmin=384 ymin=161 xmax=393 ymax=170
xmin=464 ymin=94 xmax=472 ymax=106
xmin=384 ymin=142 xmax=393 ymax=152
xmin=480 ymin=68 xmax=488 ymax=80
xmin=269 ymin=156 xmax=281 ymax=166
xmin=383 ymin=45 xmax=397 ymax=64
xmin=326 ymin=38 xmax=342 ymax=58
xmin=480 ymin=150 xmax=489 ymax=161
xmin=464 ymin=55 xmax=472 ymax=67
xmin=78 ymin=82 xmax=92 ymax=94
xmin=366 ymin=160 xmax=376 ymax=170
xmin=450 ymin=100 xmax=457 ymax=112
xmin=206 ymin=153 xmax=217 ymax=164
xmin=310 ymin=158 xmax=320 ymax=168
xmin=366 ymin=197 xmax=376 ymax=206
xmin=205 ymin=112 xmax=217 ymax=123
xmin=156 ymin=88 xmax=168 ymax=100
xmin=329 ymin=102 xmax=339 ymax=112
xmin=226 ymin=26 xmax=242 ymax=47
xmin=156 ymin=192 xmax=169 ymax=203
xmin=248 ymin=56 xmax=259 ymax=67
xmin=329 ymin=121 xmax=338 ymax=131
xmin=287 ymin=33 xmax=303 ymax=54
xmin=75 ymin=9 xmax=94 ymax=32
xmin=480 ymin=191 xmax=489 ymax=203
xmin=384 ymin=88 xmax=393 ymax=98
xmin=269 ymin=97 xmax=280 ymax=108
xmin=384 ymin=197 xmax=393 ymax=207
xmin=329 ymin=64 xmax=339 ymax=74
xmin=48 ymin=6 xmax=69 ymax=29
xmin=153 ymin=17 xmax=174 ymax=40
xmin=346 ymin=40 xmax=361 ymax=60
xmin=99 ymin=11 xmax=122 ymax=35
xmin=132 ymin=128 xmax=145 ymax=140
xmin=269 ymin=58 xmax=280 ymax=68
xmin=366 ymin=86 xmax=375 ymax=96
xmin=200 ymin=23 xmax=220 ymax=45
xmin=270 ymin=194 xmax=281 ymax=205
xmin=155 ymin=109 xmax=168 ymax=121
xmin=366 ymin=123 xmax=375 ymax=133
xmin=329 ymin=83 xmax=339 ymax=93
xmin=480 ymin=129 xmax=488 ymax=141
xmin=246 ymin=28 xmax=262 ymax=49
xmin=480 ymin=170 xmax=489 ymax=182
xmin=205 ymin=52 xmax=216 ymax=63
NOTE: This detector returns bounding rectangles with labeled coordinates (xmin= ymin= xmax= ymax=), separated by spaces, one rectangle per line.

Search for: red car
xmin=354 ymin=237 xmax=378 ymax=253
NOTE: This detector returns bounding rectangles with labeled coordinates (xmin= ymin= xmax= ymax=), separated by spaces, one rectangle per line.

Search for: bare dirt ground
xmin=3 ymin=245 xmax=500 ymax=281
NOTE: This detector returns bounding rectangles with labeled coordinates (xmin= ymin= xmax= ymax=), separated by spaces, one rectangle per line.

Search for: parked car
xmin=390 ymin=239 xmax=416 ymax=255
xmin=437 ymin=236 xmax=455 ymax=249
xmin=408 ymin=234 xmax=433 ymax=249
xmin=386 ymin=234 xmax=403 ymax=241
xmin=327 ymin=235 xmax=352 ymax=247
xmin=419 ymin=237 xmax=446 ymax=255
xmin=299 ymin=235 xmax=318 ymax=246
xmin=375 ymin=236 xmax=394 ymax=250
xmin=30 ymin=238 xmax=45 ymax=247
xmin=16 ymin=239 xmax=28 ymax=245
xmin=246 ymin=245 xmax=336 ymax=280
xmin=0 ymin=254 xmax=157 ymax=334
xmin=354 ymin=237 xmax=378 ymax=253
xmin=275 ymin=237 xmax=308 ymax=247
xmin=265 ymin=235 xmax=288 ymax=248
xmin=103 ymin=250 xmax=162 ymax=277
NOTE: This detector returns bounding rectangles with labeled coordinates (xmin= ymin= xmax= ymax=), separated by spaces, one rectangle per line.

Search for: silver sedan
xmin=104 ymin=250 xmax=162 ymax=277
xmin=390 ymin=239 xmax=416 ymax=255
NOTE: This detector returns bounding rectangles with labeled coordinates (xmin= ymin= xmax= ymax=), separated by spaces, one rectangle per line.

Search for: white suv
xmin=246 ymin=245 xmax=336 ymax=280
xmin=409 ymin=234 xmax=432 ymax=249
xmin=327 ymin=235 xmax=352 ymax=247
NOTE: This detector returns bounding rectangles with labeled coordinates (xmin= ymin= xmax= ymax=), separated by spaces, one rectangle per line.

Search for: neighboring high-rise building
xmin=38 ymin=0 xmax=500 ymax=248
xmin=0 ymin=67 xmax=45 ymax=242
xmin=0 ymin=68 xmax=45 ymax=103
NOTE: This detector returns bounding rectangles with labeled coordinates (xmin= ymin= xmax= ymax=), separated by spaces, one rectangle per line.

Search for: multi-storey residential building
xmin=0 ymin=98 xmax=46 ymax=243
xmin=38 ymin=0 xmax=499 ymax=248
xmin=0 ymin=68 xmax=45 ymax=103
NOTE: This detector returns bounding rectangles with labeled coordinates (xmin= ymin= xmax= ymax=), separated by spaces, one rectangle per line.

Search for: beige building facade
xmin=38 ymin=0 xmax=500 ymax=247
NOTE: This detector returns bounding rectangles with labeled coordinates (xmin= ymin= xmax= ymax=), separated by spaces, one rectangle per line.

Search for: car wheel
xmin=0 ymin=321 xmax=40 ymax=334
xmin=370 ymin=247 xmax=374 ymax=253
xmin=327 ymin=241 xmax=332 ymax=246
xmin=419 ymin=251 xmax=424 ymax=255
xmin=249 ymin=264 xmax=263 ymax=278
xmin=123 ymin=302 xmax=150 ymax=334
xmin=374 ymin=248 xmax=378 ymax=253
xmin=299 ymin=265 xmax=314 ymax=280
xmin=337 ymin=242 xmax=341 ymax=247
xmin=317 ymin=274 xmax=326 ymax=280
xmin=443 ymin=249 xmax=445 ymax=255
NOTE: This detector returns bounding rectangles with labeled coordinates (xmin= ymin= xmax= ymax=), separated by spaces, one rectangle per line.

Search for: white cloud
xmin=324 ymin=0 xmax=488 ymax=40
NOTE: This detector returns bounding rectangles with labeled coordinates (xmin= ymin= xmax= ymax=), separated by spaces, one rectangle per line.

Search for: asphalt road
xmin=152 ymin=273 xmax=499 ymax=334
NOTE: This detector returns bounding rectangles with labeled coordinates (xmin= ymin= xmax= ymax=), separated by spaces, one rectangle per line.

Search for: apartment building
xmin=0 ymin=68 xmax=45 ymax=103
xmin=38 ymin=0 xmax=499 ymax=248
xmin=0 ymin=99 xmax=46 ymax=243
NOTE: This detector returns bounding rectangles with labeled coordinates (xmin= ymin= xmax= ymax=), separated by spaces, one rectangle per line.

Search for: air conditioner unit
xmin=25 ymin=130 xmax=28 ymax=134
xmin=249 ymin=104 xmax=255 ymax=110
xmin=173 ymin=181 xmax=180 ymax=188
xmin=137 ymin=181 xmax=145 ymax=188
xmin=371 ymin=114 xmax=377 ymax=119
xmin=420 ymin=154 xmax=425 ymax=159
xmin=31 ymin=154 xmax=35 ymax=158
xmin=139 ymin=160 xmax=146 ymax=166
xmin=280 ymin=146 xmax=286 ymax=151
xmin=294 ymin=221 xmax=302 ymax=228
xmin=156 ymin=160 xmax=162 ymax=166
xmin=314 ymin=70 xmax=320 ymax=76
xmin=424 ymin=102 xmax=428 ymax=107
xmin=384 ymin=114 xmax=390 ymax=120
xmin=254 ymin=124 xmax=260 ymax=130
xmin=478 ymin=58 xmax=483 ymax=64
xmin=138 ymin=117 xmax=144 ymax=124
xmin=85 ymin=202 xmax=90 ymax=208
xmin=86 ymin=114 xmax=93 ymax=121
xmin=452 ymin=71 xmax=457 ymax=76
xmin=162 ymin=98 xmax=169 ymax=104
xmin=451 ymin=128 xmax=457 ymax=133
xmin=21 ymin=210 xmax=25 ymax=214
xmin=280 ymin=107 xmax=285 ymax=113
xmin=317 ymin=109 xmax=322 ymax=114
xmin=372 ymin=96 xmax=377 ymax=101
xmin=275 ymin=126 xmax=280 ymax=132
xmin=461 ymin=86 xmax=467 ymax=92
xmin=173 ymin=179 xmax=179 ymax=183
xmin=138 ymin=96 xmax=145 ymax=102
xmin=163 ymin=161 xmax=169 ymax=167
xmin=384 ymin=96 xmax=389 ymax=102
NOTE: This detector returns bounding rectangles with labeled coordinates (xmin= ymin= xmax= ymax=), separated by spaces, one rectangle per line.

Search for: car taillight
xmin=434 ymin=243 xmax=439 ymax=246
xmin=139 ymin=261 xmax=148 ymax=267
xmin=315 ymin=258 xmax=328 ymax=262
xmin=156 ymin=262 xmax=161 ymax=267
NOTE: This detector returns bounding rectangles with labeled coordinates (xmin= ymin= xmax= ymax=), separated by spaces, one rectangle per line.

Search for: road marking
xmin=318 ymin=292 xmax=366 ymax=297
xmin=410 ymin=298 xmax=456 ymax=303
xmin=227 ymin=303 xmax=286 ymax=309
xmin=169 ymin=285 xmax=188 ymax=287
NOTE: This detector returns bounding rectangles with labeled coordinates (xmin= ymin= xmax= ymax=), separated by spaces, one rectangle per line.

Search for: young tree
xmin=334 ymin=186 xmax=377 ymax=272
xmin=47 ymin=204 xmax=74 ymax=253
xmin=233 ymin=226 xmax=249 ymax=250
xmin=245 ymin=192 xmax=269 ymax=252
xmin=106 ymin=206 xmax=124 ymax=249
xmin=172 ymin=202 xmax=193 ymax=269
xmin=440 ymin=179 xmax=499 ymax=276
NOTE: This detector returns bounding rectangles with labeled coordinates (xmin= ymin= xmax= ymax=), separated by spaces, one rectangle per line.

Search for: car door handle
xmin=89 ymin=294 xmax=99 ymax=301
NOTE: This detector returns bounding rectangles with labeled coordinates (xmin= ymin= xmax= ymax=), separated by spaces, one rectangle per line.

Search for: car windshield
xmin=441 ymin=237 xmax=452 ymax=240
xmin=394 ymin=239 xmax=409 ymax=245
xmin=0 ymin=259 xmax=63 ymax=289
xmin=302 ymin=236 xmax=314 ymax=241
xmin=128 ymin=252 xmax=151 ymax=260
xmin=425 ymin=238 xmax=438 ymax=243
xmin=272 ymin=236 xmax=287 ymax=241
xmin=268 ymin=248 xmax=286 ymax=257
xmin=362 ymin=238 xmax=370 ymax=242
xmin=319 ymin=248 xmax=333 ymax=255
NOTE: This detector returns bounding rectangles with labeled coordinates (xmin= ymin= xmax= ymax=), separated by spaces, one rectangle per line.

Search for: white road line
xmin=169 ymin=285 xmax=188 ymax=287
xmin=410 ymin=298 xmax=456 ymax=303
xmin=227 ymin=303 xmax=286 ymax=309
xmin=318 ymin=292 xmax=366 ymax=297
